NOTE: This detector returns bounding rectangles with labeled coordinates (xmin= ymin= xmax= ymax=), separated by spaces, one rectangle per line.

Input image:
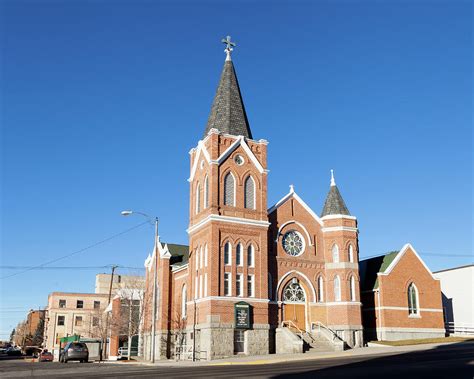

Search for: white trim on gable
xmin=321 ymin=214 xmax=357 ymax=221
xmin=380 ymin=243 xmax=439 ymax=281
xmin=276 ymin=220 xmax=314 ymax=246
xmin=216 ymin=136 xmax=267 ymax=174
xmin=268 ymin=186 xmax=324 ymax=227
xmin=188 ymin=141 xmax=212 ymax=182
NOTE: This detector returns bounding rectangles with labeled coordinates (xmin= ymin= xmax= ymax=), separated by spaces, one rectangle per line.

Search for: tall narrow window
xmin=348 ymin=244 xmax=354 ymax=263
xmin=236 ymin=274 xmax=243 ymax=297
xmin=224 ymin=173 xmax=235 ymax=206
xmin=199 ymin=246 xmax=203 ymax=269
xmin=224 ymin=273 xmax=231 ymax=296
xmin=408 ymin=283 xmax=419 ymax=315
xmin=244 ymin=176 xmax=255 ymax=209
xmin=236 ymin=243 xmax=243 ymax=266
xmin=195 ymin=248 xmax=199 ymax=270
xmin=204 ymin=175 xmax=209 ymax=209
xmin=195 ymin=276 xmax=198 ymax=299
xmin=247 ymin=275 xmax=255 ymax=297
xmin=199 ymin=275 xmax=203 ymax=298
xmin=332 ymin=244 xmax=340 ymax=263
xmin=76 ymin=300 xmax=83 ymax=309
xmin=196 ymin=183 xmax=201 ymax=214
xmin=350 ymin=275 xmax=356 ymax=301
xmin=317 ymin=276 xmax=324 ymax=302
xmin=334 ymin=276 xmax=341 ymax=301
xmin=224 ymin=242 xmax=231 ymax=265
xmin=181 ymin=285 xmax=187 ymax=318
xmin=204 ymin=244 xmax=208 ymax=267
xmin=247 ymin=245 xmax=254 ymax=267
xmin=204 ymin=273 xmax=208 ymax=297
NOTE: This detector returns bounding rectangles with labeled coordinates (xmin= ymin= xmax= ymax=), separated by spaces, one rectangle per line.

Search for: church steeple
xmin=321 ymin=170 xmax=351 ymax=216
xmin=203 ymin=36 xmax=253 ymax=139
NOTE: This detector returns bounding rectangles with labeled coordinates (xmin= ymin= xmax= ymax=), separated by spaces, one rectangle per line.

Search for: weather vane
xmin=222 ymin=35 xmax=236 ymax=61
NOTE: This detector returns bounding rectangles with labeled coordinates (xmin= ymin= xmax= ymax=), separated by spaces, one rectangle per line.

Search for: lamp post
xmin=121 ymin=210 xmax=159 ymax=363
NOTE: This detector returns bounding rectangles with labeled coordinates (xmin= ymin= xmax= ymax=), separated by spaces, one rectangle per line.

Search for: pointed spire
xmin=203 ymin=37 xmax=253 ymax=139
xmin=321 ymin=170 xmax=350 ymax=217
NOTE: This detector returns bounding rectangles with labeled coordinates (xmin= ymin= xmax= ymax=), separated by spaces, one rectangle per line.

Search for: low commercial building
xmin=359 ymin=244 xmax=445 ymax=341
xmin=434 ymin=264 xmax=474 ymax=335
xmin=44 ymin=292 xmax=109 ymax=356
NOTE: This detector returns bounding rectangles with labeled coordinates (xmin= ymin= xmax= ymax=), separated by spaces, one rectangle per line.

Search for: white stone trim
xmin=172 ymin=265 xmax=189 ymax=275
xmin=188 ymin=140 xmax=212 ymax=182
xmin=322 ymin=226 xmax=358 ymax=233
xmin=275 ymin=270 xmax=317 ymax=303
xmin=325 ymin=262 xmax=359 ymax=270
xmin=314 ymin=301 xmax=362 ymax=306
xmin=268 ymin=187 xmax=323 ymax=226
xmin=376 ymin=327 xmax=445 ymax=333
xmin=363 ymin=306 xmax=443 ymax=312
xmin=187 ymin=214 xmax=270 ymax=234
xmin=186 ymin=296 xmax=269 ymax=305
xmin=321 ymin=214 xmax=357 ymax=221
xmin=276 ymin=220 xmax=314 ymax=247
xmin=215 ymin=136 xmax=267 ymax=174
xmin=380 ymin=243 xmax=439 ymax=281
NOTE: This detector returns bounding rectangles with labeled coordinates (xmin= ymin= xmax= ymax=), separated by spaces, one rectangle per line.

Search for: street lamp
xmin=121 ymin=210 xmax=159 ymax=363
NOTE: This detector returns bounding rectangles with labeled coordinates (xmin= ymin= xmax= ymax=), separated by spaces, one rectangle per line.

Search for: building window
xmin=57 ymin=316 xmax=65 ymax=326
xmin=348 ymin=244 xmax=354 ymax=263
xmin=224 ymin=273 xmax=231 ymax=296
xmin=199 ymin=246 xmax=203 ymax=269
xmin=204 ymin=244 xmax=208 ymax=267
xmin=204 ymin=273 xmax=208 ymax=297
xmin=224 ymin=173 xmax=235 ymax=206
xmin=244 ymin=176 xmax=255 ymax=209
xmin=204 ymin=175 xmax=209 ymax=209
xmin=283 ymin=280 xmax=305 ymax=302
xmin=181 ymin=285 xmax=187 ymax=319
xmin=196 ymin=182 xmax=201 ymax=214
xmin=59 ymin=300 xmax=66 ymax=308
xmin=224 ymin=242 xmax=231 ymax=265
xmin=236 ymin=243 xmax=243 ymax=266
xmin=92 ymin=317 xmax=99 ymax=327
xmin=76 ymin=300 xmax=84 ymax=309
xmin=408 ymin=283 xmax=419 ymax=315
xmin=199 ymin=275 xmax=203 ymax=298
xmin=317 ymin=276 xmax=324 ymax=302
xmin=195 ymin=276 xmax=199 ymax=299
xmin=75 ymin=316 xmax=83 ymax=327
xmin=195 ymin=248 xmax=199 ymax=270
xmin=350 ymin=276 xmax=356 ymax=301
xmin=334 ymin=276 xmax=341 ymax=301
xmin=332 ymin=244 xmax=340 ymax=263
xmin=236 ymin=274 xmax=243 ymax=297
xmin=247 ymin=275 xmax=255 ymax=297
xmin=93 ymin=301 xmax=100 ymax=310
xmin=247 ymin=245 xmax=254 ymax=267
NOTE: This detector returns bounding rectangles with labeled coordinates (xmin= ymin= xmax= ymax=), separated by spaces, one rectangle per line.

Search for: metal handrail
xmin=313 ymin=321 xmax=344 ymax=342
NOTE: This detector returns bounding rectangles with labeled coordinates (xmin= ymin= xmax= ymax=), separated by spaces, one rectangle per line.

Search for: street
xmin=0 ymin=342 xmax=473 ymax=378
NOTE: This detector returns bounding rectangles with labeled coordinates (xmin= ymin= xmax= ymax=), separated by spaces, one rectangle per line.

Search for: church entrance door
xmin=282 ymin=280 xmax=307 ymax=331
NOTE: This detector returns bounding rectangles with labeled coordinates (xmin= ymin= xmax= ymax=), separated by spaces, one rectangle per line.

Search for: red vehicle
xmin=38 ymin=349 xmax=53 ymax=362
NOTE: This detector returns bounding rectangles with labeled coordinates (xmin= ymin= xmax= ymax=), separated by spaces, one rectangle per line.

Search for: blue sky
xmin=1 ymin=0 xmax=472 ymax=339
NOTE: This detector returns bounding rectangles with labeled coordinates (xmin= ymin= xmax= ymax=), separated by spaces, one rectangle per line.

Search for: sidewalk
xmin=105 ymin=340 xmax=473 ymax=367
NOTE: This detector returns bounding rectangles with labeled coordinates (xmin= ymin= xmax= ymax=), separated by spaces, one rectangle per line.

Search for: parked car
xmin=60 ymin=342 xmax=88 ymax=363
xmin=38 ymin=349 xmax=53 ymax=362
xmin=6 ymin=347 xmax=22 ymax=356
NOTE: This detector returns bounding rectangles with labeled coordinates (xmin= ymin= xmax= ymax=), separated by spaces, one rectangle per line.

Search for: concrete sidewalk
xmin=104 ymin=340 xmax=474 ymax=367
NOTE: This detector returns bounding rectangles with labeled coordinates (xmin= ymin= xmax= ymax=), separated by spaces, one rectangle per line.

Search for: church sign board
xmin=235 ymin=301 xmax=251 ymax=329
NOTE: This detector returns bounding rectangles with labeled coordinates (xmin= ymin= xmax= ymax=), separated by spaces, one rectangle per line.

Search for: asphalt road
xmin=1 ymin=342 xmax=473 ymax=378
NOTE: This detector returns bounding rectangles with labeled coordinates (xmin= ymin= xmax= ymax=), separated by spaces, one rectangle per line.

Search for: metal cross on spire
xmin=222 ymin=35 xmax=236 ymax=61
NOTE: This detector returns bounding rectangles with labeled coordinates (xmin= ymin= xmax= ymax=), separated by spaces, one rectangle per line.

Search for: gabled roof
xmin=359 ymin=251 xmax=399 ymax=291
xmin=321 ymin=184 xmax=350 ymax=217
xmin=165 ymin=243 xmax=189 ymax=267
xmin=203 ymin=60 xmax=253 ymax=139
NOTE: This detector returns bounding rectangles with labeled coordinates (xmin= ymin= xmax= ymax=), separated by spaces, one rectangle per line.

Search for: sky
xmin=1 ymin=0 xmax=472 ymax=340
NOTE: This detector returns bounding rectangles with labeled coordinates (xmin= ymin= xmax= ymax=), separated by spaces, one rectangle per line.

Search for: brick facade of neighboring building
xmin=140 ymin=46 xmax=444 ymax=360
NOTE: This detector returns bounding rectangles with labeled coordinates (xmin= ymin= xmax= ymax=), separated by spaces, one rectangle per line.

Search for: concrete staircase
xmin=300 ymin=332 xmax=336 ymax=353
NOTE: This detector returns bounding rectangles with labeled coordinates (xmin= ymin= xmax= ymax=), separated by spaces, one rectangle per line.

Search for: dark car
xmin=6 ymin=347 xmax=22 ymax=356
xmin=60 ymin=342 xmax=88 ymax=363
xmin=39 ymin=349 xmax=53 ymax=362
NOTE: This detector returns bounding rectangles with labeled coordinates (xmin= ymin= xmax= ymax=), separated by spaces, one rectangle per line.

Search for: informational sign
xmin=235 ymin=301 xmax=251 ymax=329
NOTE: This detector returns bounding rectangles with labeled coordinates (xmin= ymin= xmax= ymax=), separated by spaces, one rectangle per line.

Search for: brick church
xmin=140 ymin=39 xmax=445 ymax=361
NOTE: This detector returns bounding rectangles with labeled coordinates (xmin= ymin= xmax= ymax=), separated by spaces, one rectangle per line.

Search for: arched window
xmin=348 ymin=244 xmax=354 ymax=263
xmin=181 ymin=285 xmax=187 ymax=318
xmin=204 ymin=244 xmax=208 ymax=267
xmin=334 ymin=276 xmax=341 ymax=301
xmin=283 ymin=280 xmax=306 ymax=302
xmin=204 ymin=175 xmax=209 ymax=209
xmin=195 ymin=183 xmax=201 ymax=214
xmin=317 ymin=276 xmax=324 ymax=302
xmin=349 ymin=275 xmax=356 ymax=301
xmin=247 ymin=245 xmax=254 ymax=267
xmin=408 ymin=283 xmax=419 ymax=315
xmin=332 ymin=244 xmax=340 ymax=263
xmin=244 ymin=176 xmax=255 ymax=209
xmin=236 ymin=243 xmax=243 ymax=266
xmin=224 ymin=242 xmax=231 ymax=265
xmin=224 ymin=173 xmax=235 ymax=206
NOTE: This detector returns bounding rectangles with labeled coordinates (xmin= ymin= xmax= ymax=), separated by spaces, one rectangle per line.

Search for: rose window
xmin=282 ymin=230 xmax=304 ymax=256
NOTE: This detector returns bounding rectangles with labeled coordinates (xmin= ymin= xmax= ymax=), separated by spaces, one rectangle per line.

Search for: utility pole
xmin=151 ymin=217 xmax=158 ymax=363
xmin=103 ymin=265 xmax=118 ymax=362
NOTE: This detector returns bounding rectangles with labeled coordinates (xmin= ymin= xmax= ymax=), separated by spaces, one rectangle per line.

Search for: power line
xmin=0 ymin=221 xmax=149 ymax=280
xmin=0 ymin=265 xmax=145 ymax=271
xmin=360 ymin=251 xmax=472 ymax=260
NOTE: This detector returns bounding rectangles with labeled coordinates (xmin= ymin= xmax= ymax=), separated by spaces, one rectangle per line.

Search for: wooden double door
xmin=283 ymin=303 xmax=306 ymax=331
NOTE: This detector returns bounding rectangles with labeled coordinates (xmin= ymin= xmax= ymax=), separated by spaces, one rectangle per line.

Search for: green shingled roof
xmin=162 ymin=242 xmax=189 ymax=267
xmin=359 ymin=250 xmax=399 ymax=290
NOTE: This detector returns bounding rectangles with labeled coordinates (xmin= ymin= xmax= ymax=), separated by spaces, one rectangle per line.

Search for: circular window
xmin=282 ymin=230 xmax=305 ymax=256
xmin=234 ymin=155 xmax=244 ymax=165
